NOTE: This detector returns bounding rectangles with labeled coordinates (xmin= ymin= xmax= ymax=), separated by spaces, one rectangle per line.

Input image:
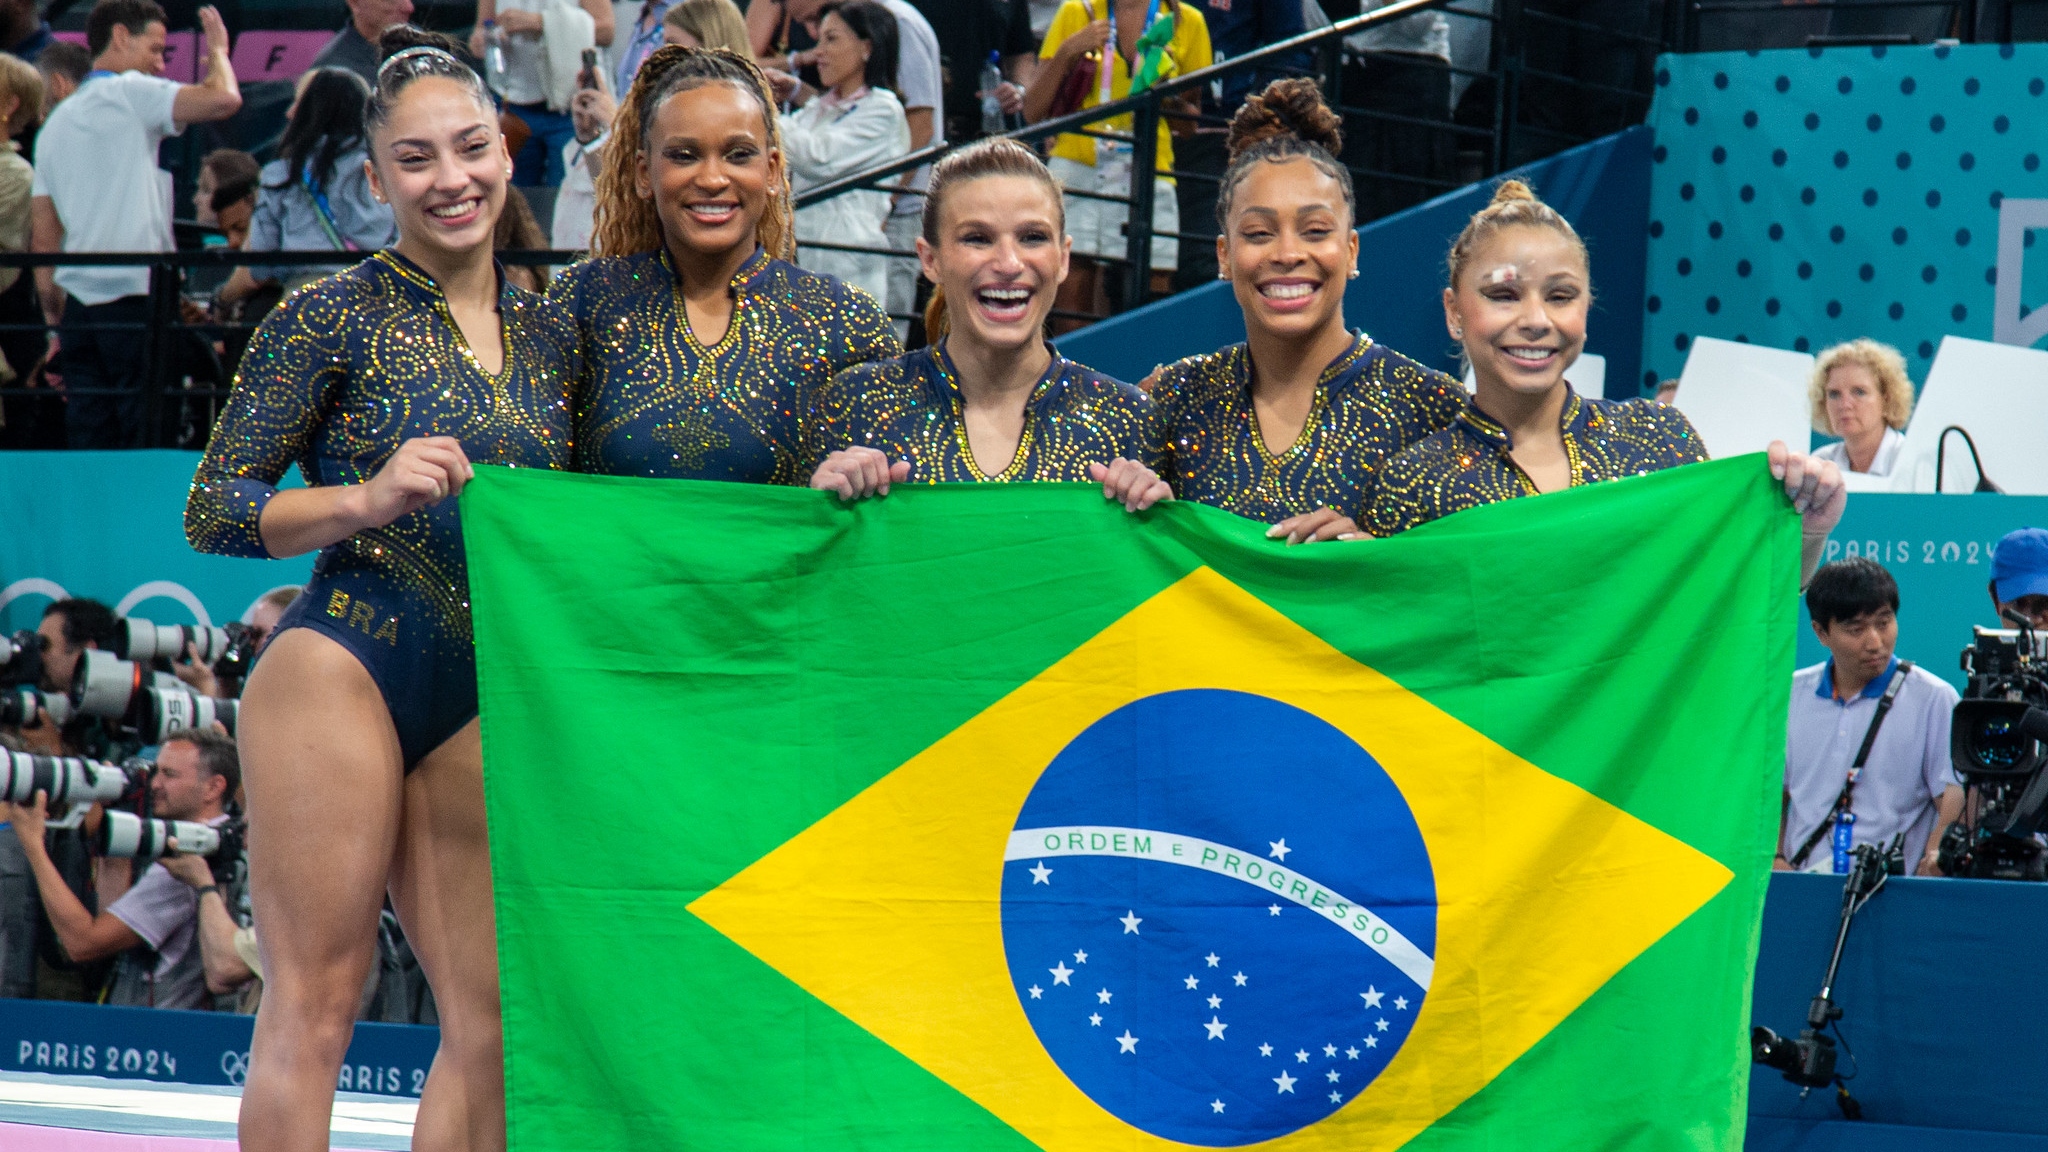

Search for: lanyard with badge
xmin=1094 ymin=0 xmax=1163 ymax=180
xmin=1788 ymin=660 xmax=1915 ymax=873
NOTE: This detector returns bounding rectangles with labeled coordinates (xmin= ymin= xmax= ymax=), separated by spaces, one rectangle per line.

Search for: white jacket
xmin=782 ymin=86 xmax=910 ymax=310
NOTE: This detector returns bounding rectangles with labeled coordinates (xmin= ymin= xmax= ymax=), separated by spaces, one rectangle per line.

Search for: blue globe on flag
xmin=1000 ymin=688 xmax=1438 ymax=1146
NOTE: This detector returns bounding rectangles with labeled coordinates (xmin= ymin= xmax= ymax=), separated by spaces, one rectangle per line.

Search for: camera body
xmin=0 ymin=629 xmax=42 ymax=688
xmin=1940 ymin=627 xmax=2048 ymax=881
xmin=1752 ymin=1024 xmax=1837 ymax=1087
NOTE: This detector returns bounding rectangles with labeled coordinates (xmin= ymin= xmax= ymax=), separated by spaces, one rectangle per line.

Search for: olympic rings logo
xmin=220 ymin=1049 xmax=250 ymax=1085
xmin=0 ymin=578 xmax=299 ymax=629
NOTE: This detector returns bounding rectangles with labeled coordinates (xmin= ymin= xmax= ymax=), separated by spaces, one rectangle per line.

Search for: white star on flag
xmin=1294 ymin=1049 xmax=1309 ymax=1064
xmin=1322 ymin=1043 xmax=1337 ymax=1057
xmin=1184 ymin=975 xmax=1199 ymax=990
xmin=1395 ymin=996 xmax=1409 ymax=1010
xmin=1074 ymin=949 xmax=1088 ymax=964
xmin=1346 ymin=1047 xmax=1360 ymax=1059
xmin=1268 ymin=905 xmax=1282 ymax=916
xmin=1096 ymin=988 xmax=1113 ymax=1004
xmin=1089 ymin=1013 xmax=1102 ymax=1026
xmin=1120 ymin=911 xmax=1143 ymax=934
xmin=1273 ymin=1071 xmax=1297 ymax=1094
xmin=1326 ymin=1069 xmax=1341 ymax=1082
xmin=1361 ymin=987 xmax=1384 ymax=1008
xmin=1205 ymin=953 xmax=1220 ymax=967
xmin=1206 ymin=994 xmax=1222 ymax=1009
xmin=1258 ymin=1043 xmax=1273 ymax=1057
xmin=1050 ymin=962 xmax=1073 ymax=985
xmin=1204 ymin=1016 xmax=1227 ymax=1040
xmin=1376 ymin=1018 xmax=1390 ymax=1032
xmin=1329 ymin=1091 xmax=1343 ymax=1104
xmin=1211 ymin=1099 xmax=1226 ymax=1114
xmin=1116 ymin=1030 xmax=1140 ymax=1054
xmin=1268 ymin=838 xmax=1291 ymax=861
xmin=1364 ymin=1035 xmax=1378 ymax=1048
xmin=1028 ymin=986 xmax=1042 ymax=999
xmin=1028 ymin=862 xmax=1052 ymax=884
xmin=1233 ymin=971 xmax=1248 ymax=986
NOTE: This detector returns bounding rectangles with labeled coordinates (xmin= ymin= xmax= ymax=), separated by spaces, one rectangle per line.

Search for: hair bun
xmin=1226 ymin=77 xmax=1343 ymax=164
xmin=1489 ymin=178 xmax=1537 ymax=206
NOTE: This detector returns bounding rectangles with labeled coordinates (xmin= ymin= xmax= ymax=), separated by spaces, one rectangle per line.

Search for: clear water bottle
xmin=979 ymin=50 xmax=1006 ymax=137
xmin=482 ymin=20 xmax=508 ymax=93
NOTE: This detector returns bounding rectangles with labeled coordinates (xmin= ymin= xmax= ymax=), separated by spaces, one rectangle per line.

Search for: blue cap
xmin=1991 ymin=527 xmax=2048 ymax=603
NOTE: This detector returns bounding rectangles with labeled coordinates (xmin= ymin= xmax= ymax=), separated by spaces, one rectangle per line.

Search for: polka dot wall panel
xmin=1641 ymin=44 xmax=2048 ymax=394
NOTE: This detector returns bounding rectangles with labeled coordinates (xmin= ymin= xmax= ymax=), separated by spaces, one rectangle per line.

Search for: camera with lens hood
xmin=0 ymin=685 xmax=70 ymax=728
xmin=2 ymin=750 xmax=244 ymax=878
xmin=1937 ymin=623 xmax=2048 ymax=880
xmin=70 ymin=648 xmax=240 ymax=743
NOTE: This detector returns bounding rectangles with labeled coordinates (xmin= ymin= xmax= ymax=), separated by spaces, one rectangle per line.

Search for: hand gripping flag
xmin=464 ymin=456 xmax=1798 ymax=1152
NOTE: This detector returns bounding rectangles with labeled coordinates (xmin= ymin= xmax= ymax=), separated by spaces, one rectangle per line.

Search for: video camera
xmin=1937 ymin=621 xmax=2048 ymax=881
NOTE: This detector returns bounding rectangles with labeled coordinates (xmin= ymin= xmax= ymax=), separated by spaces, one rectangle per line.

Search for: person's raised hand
xmin=198 ymin=6 xmax=230 ymax=58
xmin=1267 ymin=507 xmax=1366 ymax=545
xmin=810 ymin=446 xmax=909 ymax=502
xmin=1767 ymin=440 xmax=1846 ymax=537
xmin=351 ymin=436 xmax=473 ymax=530
xmin=1089 ymin=459 xmax=1173 ymax=512
xmin=162 ymin=851 xmax=215 ymax=890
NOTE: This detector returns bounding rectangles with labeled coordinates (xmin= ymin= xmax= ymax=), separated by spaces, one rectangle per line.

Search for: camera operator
xmin=170 ymin=586 xmax=299 ymax=699
xmin=0 ymin=728 xmax=237 ymax=1009
xmin=15 ymin=598 xmax=116 ymax=753
xmin=1989 ymin=528 xmax=2048 ymax=631
xmin=1779 ymin=559 xmax=1963 ymax=876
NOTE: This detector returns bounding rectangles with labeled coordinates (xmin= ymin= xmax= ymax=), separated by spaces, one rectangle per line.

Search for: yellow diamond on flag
xmin=688 ymin=566 xmax=1732 ymax=1150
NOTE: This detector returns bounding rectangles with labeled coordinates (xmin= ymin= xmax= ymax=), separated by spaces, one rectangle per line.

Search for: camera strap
xmin=1789 ymin=660 xmax=1915 ymax=870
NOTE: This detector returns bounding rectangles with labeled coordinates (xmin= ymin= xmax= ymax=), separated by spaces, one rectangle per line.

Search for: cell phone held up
xmin=579 ymin=48 xmax=601 ymax=91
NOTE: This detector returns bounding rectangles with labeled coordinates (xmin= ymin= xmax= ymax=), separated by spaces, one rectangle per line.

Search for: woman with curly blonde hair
xmin=549 ymin=44 xmax=899 ymax=479
xmin=1808 ymin=338 xmax=1914 ymax=476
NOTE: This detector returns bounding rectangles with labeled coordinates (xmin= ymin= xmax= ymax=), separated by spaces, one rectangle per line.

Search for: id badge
xmin=1831 ymin=809 xmax=1856 ymax=875
xmin=1096 ymin=138 xmax=1134 ymax=194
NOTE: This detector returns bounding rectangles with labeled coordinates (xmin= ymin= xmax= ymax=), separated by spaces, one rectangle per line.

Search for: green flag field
xmin=463 ymin=456 xmax=1799 ymax=1151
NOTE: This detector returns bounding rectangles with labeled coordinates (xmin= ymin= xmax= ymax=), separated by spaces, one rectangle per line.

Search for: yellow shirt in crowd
xmin=1039 ymin=0 xmax=1213 ymax=174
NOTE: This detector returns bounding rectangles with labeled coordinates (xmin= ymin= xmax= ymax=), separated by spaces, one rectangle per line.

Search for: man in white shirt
xmin=30 ymin=0 xmax=240 ymax=448
xmin=1779 ymin=558 xmax=1963 ymax=876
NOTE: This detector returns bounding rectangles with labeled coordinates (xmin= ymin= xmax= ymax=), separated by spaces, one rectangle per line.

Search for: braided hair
xmin=592 ymin=46 xmax=794 ymax=261
xmin=1215 ymin=77 xmax=1352 ymax=230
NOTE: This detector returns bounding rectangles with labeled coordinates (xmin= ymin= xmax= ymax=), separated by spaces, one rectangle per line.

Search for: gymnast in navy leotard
xmin=181 ymin=35 xmax=560 ymax=1150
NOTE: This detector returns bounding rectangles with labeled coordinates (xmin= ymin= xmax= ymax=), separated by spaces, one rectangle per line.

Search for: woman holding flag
xmin=1147 ymin=79 xmax=1465 ymax=544
xmin=185 ymin=32 xmax=572 ymax=1150
xmin=804 ymin=137 xmax=1168 ymax=508
xmin=1366 ymin=180 xmax=1847 ymax=581
xmin=552 ymin=45 xmax=899 ymax=481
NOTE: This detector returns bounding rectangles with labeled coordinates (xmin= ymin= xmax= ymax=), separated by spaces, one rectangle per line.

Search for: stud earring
xmin=1451 ymin=328 xmax=1464 ymax=339
xmin=1348 ymin=268 xmax=1359 ymax=279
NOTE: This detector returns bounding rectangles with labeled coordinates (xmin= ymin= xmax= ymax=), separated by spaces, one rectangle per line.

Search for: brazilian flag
xmin=463 ymin=457 xmax=1796 ymax=1151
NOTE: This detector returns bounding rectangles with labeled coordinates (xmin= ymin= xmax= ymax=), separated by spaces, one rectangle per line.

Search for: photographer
xmin=1779 ymin=559 xmax=1963 ymax=876
xmin=160 ymin=847 xmax=256 ymax=1007
xmin=1988 ymin=528 xmax=2048 ymax=631
xmin=17 ymin=598 xmax=116 ymax=754
xmin=0 ymin=728 xmax=236 ymax=1009
xmin=171 ymin=586 xmax=300 ymax=700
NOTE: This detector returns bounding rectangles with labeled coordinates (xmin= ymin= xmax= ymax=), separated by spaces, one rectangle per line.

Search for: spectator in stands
xmin=1809 ymin=338 xmax=1913 ymax=478
xmin=1 ymin=728 xmax=238 ymax=1009
xmin=310 ymin=0 xmax=416 ymax=88
xmin=1989 ymin=527 xmax=2048 ymax=631
xmin=915 ymin=0 xmax=1036 ymax=146
xmin=496 ymin=185 xmax=551 ymax=290
xmin=213 ymin=176 xmax=255 ymax=249
xmin=219 ymin=68 xmax=391 ymax=304
xmin=1340 ymin=0 xmax=1451 ymax=221
xmin=190 ymin=147 xmax=257 ymax=228
xmin=662 ymin=0 xmax=749 ymax=53
xmin=1173 ymin=0 xmax=1304 ymax=289
xmin=1197 ymin=0 xmax=1303 ymax=114
xmin=0 ymin=0 xmax=48 ymax=64
xmin=769 ymin=0 xmax=940 ymax=341
xmin=1026 ymin=0 xmax=1211 ymax=321
xmin=616 ymin=0 xmax=680 ymax=92
xmin=30 ymin=0 xmax=241 ymax=450
xmin=472 ymin=0 xmax=615 ymax=187
xmin=32 ymin=39 xmax=85 ymax=108
xmin=0 ymin=54 xmax=41 ymax=395
xmin=549 ymin=83 xmax=613 ymax=250
xmin=775 ymin=0 xmax=910 ymax=310
xmin=1779 ymin=558 xmax=1962 ymax=876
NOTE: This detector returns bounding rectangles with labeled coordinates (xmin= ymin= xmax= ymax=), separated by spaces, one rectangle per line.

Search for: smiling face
xmin=366 ymin=75 xmax=509 ymax=264
xmin=1824 ymin=362 xmax=1884 ymax=442
xmin=812 ymin=10 xmax=869 ymax=93
xmin=919 ymin=174 xmax=1069 ymax=354
xmin=1218 ymin=158 xmax=1358 ymax=343
xmin=1444 ymin=224 xmax=1589 ymax=399
xmin=637 ymin=81 xmax=781 ymax=264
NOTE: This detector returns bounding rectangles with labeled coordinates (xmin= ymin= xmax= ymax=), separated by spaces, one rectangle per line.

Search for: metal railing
xmin=0 ymin=249 xmax=571 ymax=451
xmin=793 ymin=0 xmax=1677 ymax=326
xmin=1674 ymin=0 xmax=2048 ymax=49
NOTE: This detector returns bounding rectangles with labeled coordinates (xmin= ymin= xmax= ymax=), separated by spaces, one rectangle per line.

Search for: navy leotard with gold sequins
xmin=1149 ymin=333 xmax=1466 ymax=524
xmin=1365 ymin=392 xmax=1708 ymax=535
xmin=804 ymin=342 xmax=1154 ymax=482
xmin=185 ymin=251 xmax=574 ymax=767
xmin=551 ymin=246 xmax=900 ymax=481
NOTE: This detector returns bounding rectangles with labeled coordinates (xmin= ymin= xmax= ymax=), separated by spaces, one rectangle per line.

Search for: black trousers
xmin=59 ymin=293 xmax=152 ymax=450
